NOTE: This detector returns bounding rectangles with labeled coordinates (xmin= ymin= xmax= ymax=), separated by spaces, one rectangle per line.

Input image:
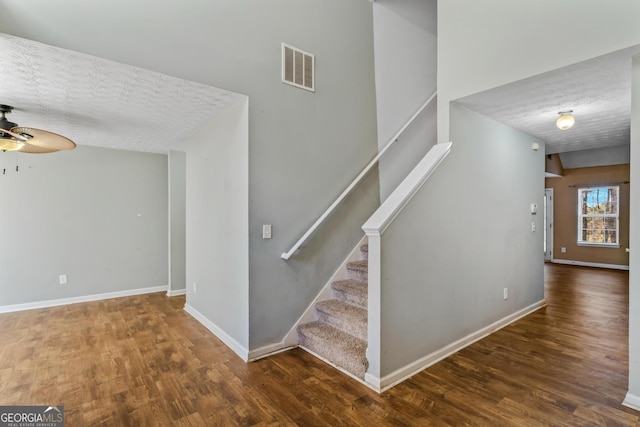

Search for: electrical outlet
xmin=59 ymin=274 xmax=68 ymax=285
xmin=503 ymin=288 xmax=508 ymax=300
xmin=193 ymin=282 xmax=197 ymax=293
xmin=561 ymin=247 xmax=566 ymax=253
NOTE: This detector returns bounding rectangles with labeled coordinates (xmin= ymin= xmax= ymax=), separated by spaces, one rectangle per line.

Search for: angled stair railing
xmin=281 ymin=91 xmax=437 ymax=260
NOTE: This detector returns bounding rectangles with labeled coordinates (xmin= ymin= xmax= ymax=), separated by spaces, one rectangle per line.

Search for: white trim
xmin=363 ymin=142 xmax=452 ymax=236
xmin=0 ymin=286 xmax=167 ymax=314
xmin=623 ymin=392 xmax=640 ymax=411
xmin=282 ymin=92 xmax=437 ymax=259
xmin=544 ymin=188 xmax=554 ymax=261
xmin=183 ymin=303 xmax=249 ymax=362
xmin=551 ymin=258 xmax=629 ymax=271
xmin=364 ymin=299 xmax=547 ymax=393
xmin=166 ymin=288 xmax=186 ymax=297
xmin=248 ymin=343 xmax=296 ymax=361
xmin=365 ymin=234 xmax=382 ymax=380
xmin=577 ymin=242 xmax=620 ymax=248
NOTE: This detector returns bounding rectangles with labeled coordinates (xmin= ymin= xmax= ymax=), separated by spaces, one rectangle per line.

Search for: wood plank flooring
xmin=0 ymin=264 xmax=638 ymax=425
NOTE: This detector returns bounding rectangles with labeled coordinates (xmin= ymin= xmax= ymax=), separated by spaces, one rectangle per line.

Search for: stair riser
xmin=316 ymin=310 xmax=367 ymax=341
xmin=347 ymin=268 xmax=368 ymax=282
xmin=360 ymin=248 xmax=368 ymax=261
xmin=298 ymin=334 xmax=367 ymax=379
xmin=332 ymin=288 xmax=367 ymax=310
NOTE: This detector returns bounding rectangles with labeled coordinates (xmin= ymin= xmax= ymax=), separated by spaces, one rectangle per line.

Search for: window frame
xmin=576 ymin=185 xmax=620 ymax=248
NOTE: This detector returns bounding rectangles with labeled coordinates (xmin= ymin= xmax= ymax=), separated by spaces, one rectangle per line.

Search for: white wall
xmin=0 ymin=145 xmax=168 ymax=307
xmin=438 ymin=0 xmax=640 ymax=143
xmin=185 ymin=100 xmax=249 ymax=350
xmin=378 ymin=104 xmax=545 ymax=376
xmin=373 ymin=0 xmax=437 ymax=201
xmin=168 ymin=150 xmax=186 ymax=294
xmin=628 ymin=56 xmax=640 ymax=405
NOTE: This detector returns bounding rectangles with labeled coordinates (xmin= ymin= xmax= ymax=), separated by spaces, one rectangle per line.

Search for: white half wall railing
xmin=281 ymin=91 xmax=437 ymax=260
xmin=361 ymin=141 xmax=452 ymax=392
xmin=361 ymin=141 xmax=452 ymax=238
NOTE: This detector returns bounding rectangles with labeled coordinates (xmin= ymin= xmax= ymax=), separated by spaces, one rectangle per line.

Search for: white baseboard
xmin=166 ymin=288 xmax=186 ymax=297
xmin=551 ymin=259 xmax=629 ymax=271
xmin=0 ymin=285 xmax=168 ymax=314
xmin=183 ymin=303 xmax=249 ymax=362
xmin=623 ymin=392 xmax=640 ymax=412
xmin=365 ymin=299 xmax=547 ymax=393
xmin=248 ymin=342 xmax=295 ymax=361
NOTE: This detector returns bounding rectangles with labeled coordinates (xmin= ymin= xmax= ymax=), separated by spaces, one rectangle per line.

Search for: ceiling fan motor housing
xmin=0 ymin=105 xmax=18 ymax=138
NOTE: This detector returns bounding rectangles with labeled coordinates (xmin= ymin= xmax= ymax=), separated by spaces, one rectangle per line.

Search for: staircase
xmin=297 ymin=243 xmax=369 ymax=379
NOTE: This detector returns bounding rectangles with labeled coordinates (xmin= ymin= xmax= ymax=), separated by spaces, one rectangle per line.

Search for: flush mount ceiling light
xmin=0 ymin=104 xmax=76 ymax=153
xmin=556 ymin=110 xmax=575 ymax=131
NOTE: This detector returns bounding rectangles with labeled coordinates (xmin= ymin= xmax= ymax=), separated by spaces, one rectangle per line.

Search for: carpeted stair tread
xmin=297 ymin=321 xmax=368 ymax=378
xmin=347 ymin=260 xmax=368 ymax=281
xmin=331 ymin=279 xmax=368 ymax=309
xmin=347 ymin=260 xmax=368 ymax=272
xmin=315 ymin=299 xmax=367 ymax=340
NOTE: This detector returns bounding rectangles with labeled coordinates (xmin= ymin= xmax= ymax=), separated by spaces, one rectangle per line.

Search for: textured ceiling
xmin=457 ymin=44 xmax=640 ymax=154
xmin=0 ymin=33 xmax=245 ymax=154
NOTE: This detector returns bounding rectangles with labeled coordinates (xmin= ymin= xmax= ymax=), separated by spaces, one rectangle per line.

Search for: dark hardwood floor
xmin=0 ymin=264 xmax=638 ymax=425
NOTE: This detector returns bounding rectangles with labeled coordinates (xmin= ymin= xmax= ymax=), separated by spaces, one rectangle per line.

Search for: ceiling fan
xmin=0 ymin=104 xmax=76 ymax=153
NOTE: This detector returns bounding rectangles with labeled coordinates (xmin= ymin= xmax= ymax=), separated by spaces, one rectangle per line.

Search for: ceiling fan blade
xmin=11 ymin=127 xmax=76 ymax=152
xmin=17 ymin=141 xmax=60 ymax=154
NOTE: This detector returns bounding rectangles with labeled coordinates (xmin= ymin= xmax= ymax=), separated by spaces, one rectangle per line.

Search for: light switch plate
xmin=263 ymin=224 xmax=272 ymax=239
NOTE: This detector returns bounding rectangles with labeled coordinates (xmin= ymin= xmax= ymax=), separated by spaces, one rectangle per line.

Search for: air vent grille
xmin=282 ymin=43 xmax=315 ymax=92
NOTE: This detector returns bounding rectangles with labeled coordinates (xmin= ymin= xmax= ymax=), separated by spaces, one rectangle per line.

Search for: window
xmin=577 ymin=186 xmax=619 ymax=247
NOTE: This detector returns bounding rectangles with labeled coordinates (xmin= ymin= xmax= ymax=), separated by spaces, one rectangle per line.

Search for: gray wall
xmin=379 ymin=104 xmax=545 ymax=375
xmin=373 ymin=0 xmax=437 ymax=201
xmin=437 ymin=2 xmax=640 ymax=401
xmin=169 ymin=150 xmax=186 ymax=293
xmin=629 ymin=56 xmax=640 ymax=402
xmin=237 ymin=2 xmax=380 ymax=348
xmin=0 ymin=145 xmax=168 ymax=306
xmin=185 ymin=100 xmax=249 ymax=349
xmin=0 ymin=0 xmax=381 ymax=349
xmin=559 ymin=145 xmax=630 ymax=169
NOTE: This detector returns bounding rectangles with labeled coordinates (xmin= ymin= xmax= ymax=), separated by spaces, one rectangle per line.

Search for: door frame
xmin=544 ymin=188 xmax=554 ymax=261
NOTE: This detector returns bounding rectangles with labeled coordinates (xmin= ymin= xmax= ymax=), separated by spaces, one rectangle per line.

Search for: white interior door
xmin=544 ymin=189 xmax=554 ymax=261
